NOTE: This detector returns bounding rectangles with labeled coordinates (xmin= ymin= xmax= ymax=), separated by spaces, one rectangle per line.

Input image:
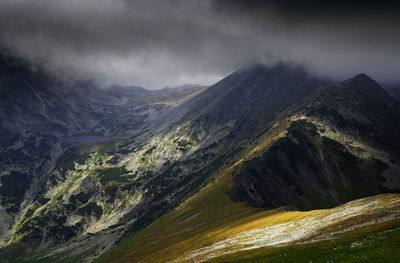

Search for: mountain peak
xmin=238 ymin=62 xmax=307 ymax=76
xmin=342 ymin=73 xmax=379 ymax=90
xmin=352 ymin=72 xmax=373 ymax=80
xmin=340 ymin=73 xmax=400 ymax=107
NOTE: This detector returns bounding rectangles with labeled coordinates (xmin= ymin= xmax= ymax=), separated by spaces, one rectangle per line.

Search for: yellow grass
xmin=95 ymin=118 xmax=400 ymax=263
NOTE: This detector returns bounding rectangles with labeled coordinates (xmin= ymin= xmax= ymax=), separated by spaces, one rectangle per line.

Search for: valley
xmin=1 ymin=1 xmax=400 ymax=262
xmin=0 ymin=56 xmax=400 ymax=263
xmin=65 ymin=136 xmax=111 ymax=143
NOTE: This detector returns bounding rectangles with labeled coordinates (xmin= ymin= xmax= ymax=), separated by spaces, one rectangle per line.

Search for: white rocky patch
xmin=293 ymin=115 xmax=400 ymax=187
xmin=176 ymin=194 xmax=400 ymax=263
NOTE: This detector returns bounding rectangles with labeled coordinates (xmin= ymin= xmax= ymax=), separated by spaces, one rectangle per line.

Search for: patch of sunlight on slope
xmin=97 ymin=170 xmax=400 ymax=263
xmin=177 ymin=194 xmax=400 ymax=262
xmin=95 ymin=117 xmax=400 ymax=263
xmin=208 ymin=222 xmax=400 ymax=263
xmin=95 ymin=172 xmax=296 ymax=263
xmin=95 ymin=124 xmax=289 ymax=263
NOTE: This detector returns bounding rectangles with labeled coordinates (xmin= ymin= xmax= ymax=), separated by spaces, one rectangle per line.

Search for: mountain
xmin=1 ymin=56 xmax=400 ymax=263
xmin=386 ymin=85 xmax=400 ymax=101
xmin=95 ymin=70 xmax=400 ymax=263
xmin=171 ymin=64 xmax=327 ymax=138
xmin=95 ymin=68 xmax=400 ymax=263
xmin=231 ymin=74 xmax=400 ymax=210
xmin=0 ymin=54 xmax=206 ymax=261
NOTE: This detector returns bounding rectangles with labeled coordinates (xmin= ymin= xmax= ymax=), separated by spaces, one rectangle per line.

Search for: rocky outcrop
xmin=231 ymin=74 xmax=400 ymax=211
xmin=2 ymin=58 xmax=400 ymax=262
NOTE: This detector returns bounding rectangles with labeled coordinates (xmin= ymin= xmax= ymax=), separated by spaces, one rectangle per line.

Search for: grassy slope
xmin=0 ymin=138 xmax=123 ymax=262
xmin=96 ymin=167 xmax=400 ymax=263
xmin=96 ymin=173 xmax=305 ymax=263
xmin=96 ymin=125 xmax=292 ymax=263
xmin=208 ymin=220 xmax=400 ymax=263
xmin=96 ymin=166 xmax=400 ymax=263
xmin=95 ymin=118 xmax=400 ymax=263
xmin=96 ymin=160 xmax=400 ymax=263
xmin=95 ymin=126 xmax=400 ymax=263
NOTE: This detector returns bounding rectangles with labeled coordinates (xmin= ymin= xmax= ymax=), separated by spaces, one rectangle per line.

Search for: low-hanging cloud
xmin=0 ymin=0 xmax=399 ymax=89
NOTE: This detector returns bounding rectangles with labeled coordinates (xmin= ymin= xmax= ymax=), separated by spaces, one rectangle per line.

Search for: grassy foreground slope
xmin=96 ymin=167 xmax=400 ymax=263
xmin=208 ymin=223 xmax=400 ymax=263
xmin=96 ymin=121 xmax=400 ymax=263
xmin=96 ymin=117 xmax=400 ymax=262
xmin=96 ymin=127 xmax=292 ymax=263
xmin=95 ymin=172 xmax=295 ymax=263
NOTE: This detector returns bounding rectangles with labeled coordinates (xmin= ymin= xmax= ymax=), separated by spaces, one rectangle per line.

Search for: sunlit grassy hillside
xmin=96 ymin=166 xmax=400 ymax=263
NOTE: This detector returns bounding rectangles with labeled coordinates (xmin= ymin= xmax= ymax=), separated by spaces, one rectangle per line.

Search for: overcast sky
xmin=0 ymin=0 xmax=399 ymax=89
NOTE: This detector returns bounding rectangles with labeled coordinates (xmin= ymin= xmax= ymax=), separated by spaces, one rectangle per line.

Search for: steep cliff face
xmin=386 ymin=85 xmax=400 ymax=101
xmin=94 ymin=70 xmax=400 ymax=263
xmin=0 ymin=54 xmax=206 ymax=256
xmin=231 ymin=74 xmax=400 ymax=210
xmin=174 ymin=64 xmax=328 ymax=138
xmin=231 ymin=119 xmax=392 ymax=210
xmin=303 ymin=74 xmax=400 ymax=158
xmin=2 ymin=57 xmax=400 ymax=263
xmin=111 ymin=64 xmax=330 ymax=237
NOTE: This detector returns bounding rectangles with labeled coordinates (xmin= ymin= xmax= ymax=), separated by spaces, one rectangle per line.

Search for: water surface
xmin=65 ymin=136 xmax=110 ymax=142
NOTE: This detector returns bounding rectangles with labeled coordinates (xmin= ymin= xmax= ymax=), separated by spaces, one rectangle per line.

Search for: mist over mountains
xmin=1 ymin=1 xmax=400 ymax=262
xmin=1 ymin=0 xmax=400 ymax=88
xmin=1 ymin=50 xmax=400 ymax=262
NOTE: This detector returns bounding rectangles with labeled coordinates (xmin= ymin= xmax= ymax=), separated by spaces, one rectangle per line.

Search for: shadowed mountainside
xmin=1 ymin=56 xmax=400 ymax=263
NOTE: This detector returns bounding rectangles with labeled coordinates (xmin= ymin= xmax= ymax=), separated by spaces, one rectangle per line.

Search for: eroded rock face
xmin=1 ymin=56 xmax=400 ymax=262
xmin=0 ymin=53 xmax=206 ymax=253
xmin=231 ymin=119 xmax=394 ymax=210
xmin=231 ymin=75 xmax=400 ymax=211
xmin=179 ymin=194 xmax=400 ymax=263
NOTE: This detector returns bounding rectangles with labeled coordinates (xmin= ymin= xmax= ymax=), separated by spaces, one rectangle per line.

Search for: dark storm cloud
xmin=210 ymin=0 xmax=400 ymax=82
xmin=0 ymin=0 xmax=399 ymax=88
xmin=213 ymin=0 xmax=400 ymax=14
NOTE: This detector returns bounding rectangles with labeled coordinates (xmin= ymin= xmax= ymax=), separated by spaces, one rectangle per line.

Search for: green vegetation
xmin=105 ymin=184 xmax=119 ymax=203
xmin=190 ymin=131 xmax=200 ymax=143
xmin=288 ymin=120 xmax=318 ymax=140
xmin=177 ymin=140 xmax=192 ymax=147
xmin=63 ymin=174 xmax=82 ymax=195
xmin=0 ymin=171 xmax=31 ymax=213
xmin=209 ymin=224 xmax=400 ymax=263
xmin=294 ymin=119 xmax=318 ymax=134
xmin=95 ymin=167 xmax=129 ymax=185
xmin=95 ymin=126 xmax=288 ymax=262
xmin=36 ymin=196 xmax=50 ymax=205
xmin=77 ymin=202 xmax=103 ymax=220
xmin=48 ymin=220 xmax=77 ymax=242
xmin=116 ymin=148 xmax=130 ymax=154
xmin=96 ymin=160 xmax=400 ymax=263
xmin=56 ymin=148 xmax=79 ymax=171
xmin=237 ymin=119 xmax=390 ymax=210
xmin=24 ymin=208 xmax=35 ymax=218
xmin=105 ymin=156 xmax=119 ymax=165
xmin=176 ymin=139 xmax=192 ymax=152
xmin=317 ymin=106 xmax=348 ymax=128
xmin=8 ymin=242 xmax=100 ymax=263
xmin=75 ymin=152 xmax=90 ymax=165
xmin=321 ymin=136 xmax=355 ymax=159
xmin=69 ymin=192 xmax=91 ymax=204
xmin=144 ymin=145 xmax=157 ymax=155
xmin=95 ymin=168 xmax=288 ymax=263
xmin=55 ymin=148 xmax=91 ymax=171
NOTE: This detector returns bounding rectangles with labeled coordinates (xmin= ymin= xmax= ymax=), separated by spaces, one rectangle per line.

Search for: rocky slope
xmin=1 ymin=57 xmax=400 ymax=262
xmin=95 ymin=67 xmax=400 ymax=263
xmin=178 ymin=194 xmax=400 ymax=263
xmin=386 ymin=85 xmax=400 ymax=101
xmin=0 ymin=54 xmax=206 ymax=261
xmin=231 ymin=74 xmax=400 ymax=211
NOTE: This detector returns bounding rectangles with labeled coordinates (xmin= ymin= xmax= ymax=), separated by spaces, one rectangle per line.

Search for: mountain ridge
xmin=1 ymin=57 xmax=400 ymax=262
